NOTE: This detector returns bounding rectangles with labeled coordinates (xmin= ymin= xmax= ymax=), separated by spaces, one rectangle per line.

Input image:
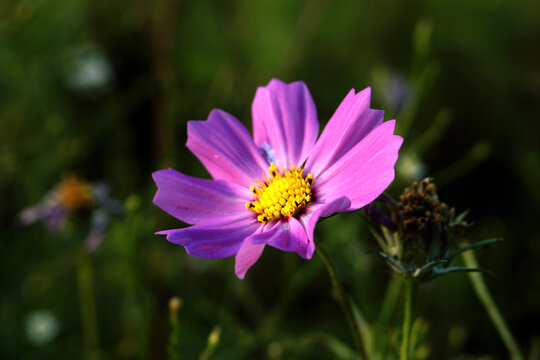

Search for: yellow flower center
xmin=246 ymin=163 xmax=314 ymax=223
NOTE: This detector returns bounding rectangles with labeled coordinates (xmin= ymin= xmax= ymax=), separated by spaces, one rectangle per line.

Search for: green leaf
xmin=444 ymin=238 xmax=502 ymax=261
xmin=413 ymin=259 xmax=448 ymax=278
xmin=377 ymin=252 xmax=408 ymax=274
xmin=433 ymin=266 xmax=484 ymax=276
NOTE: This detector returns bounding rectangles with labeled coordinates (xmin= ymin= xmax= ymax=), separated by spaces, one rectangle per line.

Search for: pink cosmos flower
xmin=153 ymin=79 xmax=403 ymax=279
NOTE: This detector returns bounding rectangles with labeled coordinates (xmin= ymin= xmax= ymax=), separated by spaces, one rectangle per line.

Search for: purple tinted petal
xmin=187 ymin=109 xmax=268 ymax=187
xmin=234 ymin=223 xmax=280 ymax=279
xmin=152 ymin=168 xmax=250 ymax=225
xmin=85 ymin=211 xmax=108 ymax=253
xmin=85 ymin=229 xmax=104 ymax=253
xmin=235 ymin=240 xmax=266 ymax=279
xmin=261 ymin=217 xmax=310 ymax=259
xmin=44 ymin=206 xmax=67 ymax=233
xmin=316 ymin=120 xmax=403 ymax=210
xmin=298 ymin=197 xmax=351 ymax=259
xmin=305 ymin=87 xmax=384 ymax=177
xmin=19 ymin=205 xmax=45 ymax=225
xmin=161 ymin=219 xmax=259 ymax=259
xmin=252 ymin=79 xmax=318 ymax=167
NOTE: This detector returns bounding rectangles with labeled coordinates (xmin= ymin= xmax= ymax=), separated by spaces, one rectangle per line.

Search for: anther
xmin=246 ymin=164 xmax=315 ymax=223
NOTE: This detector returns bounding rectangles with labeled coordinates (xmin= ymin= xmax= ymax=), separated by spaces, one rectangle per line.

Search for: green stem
xmin=462 ymin=250 xmax=525 ymax=360
xmin=400 ymin=280 xmax=416 ymax=360
xmin=77 ymin=251 xmax=101 ymax=360
xmin=315 ymin=239 xmax=366 ymax=360
xmin=198 ymin=325 xmax=222 ymax=360
xmin=168 ymin=297 xmax=182 ymax=360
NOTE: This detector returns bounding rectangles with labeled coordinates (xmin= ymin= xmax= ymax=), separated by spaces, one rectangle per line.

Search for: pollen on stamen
xmin=245 ymin=163 xmax=315 ymax=223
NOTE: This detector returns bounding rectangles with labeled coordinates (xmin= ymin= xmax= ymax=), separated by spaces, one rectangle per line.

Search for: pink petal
xmin=187 ymin=109 xmax=269 ymax=187
xmin=234 ymin=223 xmax=279 ymax=279
xmin=298 ymin=197 xmax=352 ymax=259
xmin=305 ymin=87 xmax=384 ymax=177
xmin=235 ymin=241 xmax=266 ymax=279
xmin=235 ymin=197 xmax=352 ymax=264
xmin=153 ymin=169 xmax=251 ymax=225
xmin=160 ymin=219 xmax=259 ymax=259
xmin=266 ymin=217 xmax=311 ymax=259
xmin=315 ymin=120 xmax=403 ymax=210
xmin=242 ymin=217 xmax=311 ymax=260
xmin=252 ymin=79 xmax=318 ymax=167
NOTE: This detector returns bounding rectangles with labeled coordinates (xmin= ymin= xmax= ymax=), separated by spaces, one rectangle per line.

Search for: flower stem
xmin=168 ymin=297 xmax=182 ymax=360
xmin=198 ymin=325 xmax=222 ymax=360
xmin=462 ymin=249 xmax=525 ymax=360
xmin=77 ymin=250 xmax=101 ymax=360
xmin=400 ymin=280 xmax=417 ymax=360
xmin=315 ymin=240 xmax=367 ymax=360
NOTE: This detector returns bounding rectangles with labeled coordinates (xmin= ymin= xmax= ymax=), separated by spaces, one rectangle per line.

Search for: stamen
xmin=246 ymin=163 xmax=315 ymax=223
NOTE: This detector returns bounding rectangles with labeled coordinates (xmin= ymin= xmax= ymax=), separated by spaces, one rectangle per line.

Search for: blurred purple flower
xmin=372 ymin=69 xmax=411 ymax=113
xmin=153 ymin=79 xmax=403 ymax=278
xmin=20 ymin=199 xmax=66 ymax=233
xmin=382 ymin=73 xmax=410 ymax=112
xmin=20 ymin=176 xmax=123 ymax=252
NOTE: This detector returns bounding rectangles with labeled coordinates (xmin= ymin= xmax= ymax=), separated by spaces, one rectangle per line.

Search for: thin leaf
xmin=350 ymin=300 xmax=376 ymax=360
xmin=433 ymin=266 xmax=484 ymax=276
xmin=377 ymin=252 xmax=408 ymax=274
xmin=412 ymin=259 xmax=448 ymax=278
xmin=445 ymin=238 xmax=502 ymax=261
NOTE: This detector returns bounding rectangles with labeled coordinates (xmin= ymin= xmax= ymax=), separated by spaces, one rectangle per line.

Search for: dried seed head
xmin=372 ymin=178 xmax=478 ymax=281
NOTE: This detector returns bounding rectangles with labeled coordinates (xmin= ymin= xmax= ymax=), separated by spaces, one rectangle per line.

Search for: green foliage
xmin=1 ymin=0 xmax=538 ymax=359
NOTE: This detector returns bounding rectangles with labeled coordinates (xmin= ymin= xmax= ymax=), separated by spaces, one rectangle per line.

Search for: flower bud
xmin=366 ymin=178 xmax=499 ymax=281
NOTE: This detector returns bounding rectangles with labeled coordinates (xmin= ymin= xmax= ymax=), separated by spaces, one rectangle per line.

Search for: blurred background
xmin=1 ymin=0 xmax=539 ymax=359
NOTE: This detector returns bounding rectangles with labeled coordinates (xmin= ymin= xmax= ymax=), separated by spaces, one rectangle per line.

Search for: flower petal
xmin=234 ymin=223 xmax=280 ymax=279
xmin=152 ymin=168 xmax=250 ymax=225
xmin=298 ymin=197 xmax=352 ymax=259
xmin=252 ymin=79 xmax=318 ymax=167
xmin=262 ymin=217 xmax=310 ymax=259
xmin=160 ymin=219 xmax=259 ymax=259
xmin=242 ymin=217 xmax=310 ymax=259
xmin=187 ymin=109 xmax=269 ymax=187
xmin=237 ymin=198 xmax=351 ymax=262
xmin=235 ymin=241 xmax=266 ymax=279
xmin=315 ymin=120 xmax=403 ymax=210
xmin=305 ymin=87 xmax=384 ymax=177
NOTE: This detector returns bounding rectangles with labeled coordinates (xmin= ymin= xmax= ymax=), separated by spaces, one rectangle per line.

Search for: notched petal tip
xmin=314 ymin=118 xmax=403 ymax=210
xmin=252 ymin=78 xmax=318 ymax=168
xmin=266 ymin=78 xmax=308 ymax=89
xmin=383 ymin=118 xmax=397 ymax=131
xmin=305 ymin=86 xmax=386 ymax=176
xmin=155 ymin=229 xmax=172 ymax=235
xmin=151 ymin=168 xmax=173 ymax=183
xmin=266 ymin=78 xmax=287 ymax=87
xmin=353 ymin=86 xmax=371 ymax=99
xmin=186 ymin=108 xmax=268 ymax=187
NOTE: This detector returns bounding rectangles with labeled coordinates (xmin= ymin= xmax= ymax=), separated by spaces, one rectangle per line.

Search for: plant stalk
xmin=315 ymin=240 xmax=367 ymax=360
xmin=400 ymin=280 xmax=417 ymax=360
xmin=462 ymin=249 xmax=524 ymax=360
xmin=77 ymin=250 xmax=101 ymax=360
xmin=168 ymin=297 xmax=182 ymax=360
